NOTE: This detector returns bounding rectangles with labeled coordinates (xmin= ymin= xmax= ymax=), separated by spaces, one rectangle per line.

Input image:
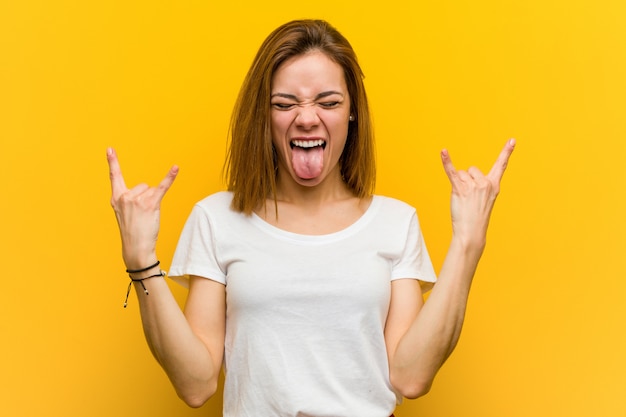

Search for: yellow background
xmin=2 ymin=1 xmax=625 ymax=416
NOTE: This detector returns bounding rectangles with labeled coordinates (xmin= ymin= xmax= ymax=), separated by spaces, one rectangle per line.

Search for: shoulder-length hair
xmin=224 ymin=19 xmax=376 ymax=214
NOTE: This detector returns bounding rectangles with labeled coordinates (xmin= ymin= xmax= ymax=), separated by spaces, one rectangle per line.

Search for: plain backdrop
xmin=1 ymin=1 xmax=625 ymax=416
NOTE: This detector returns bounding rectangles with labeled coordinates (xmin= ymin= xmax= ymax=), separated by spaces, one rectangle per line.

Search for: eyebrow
xmin=270 ymin=91 xmax=345 ymax=101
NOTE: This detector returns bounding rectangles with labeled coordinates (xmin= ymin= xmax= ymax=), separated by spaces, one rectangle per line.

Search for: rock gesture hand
xmin=441 ymin=139 xmax=515 ymax=251
xmin=107 ymin=148 xmax=179 ymax=270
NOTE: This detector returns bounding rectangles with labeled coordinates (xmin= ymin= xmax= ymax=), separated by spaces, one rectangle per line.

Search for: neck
xmin=256 ymin=169 xmax=371 ymax=235
xmin=273 ymin=169 xmax=354 ymax=206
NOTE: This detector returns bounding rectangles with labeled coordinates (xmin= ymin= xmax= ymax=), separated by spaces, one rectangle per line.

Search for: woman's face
xmin=270 ymin=50 xmax=351 ymax=188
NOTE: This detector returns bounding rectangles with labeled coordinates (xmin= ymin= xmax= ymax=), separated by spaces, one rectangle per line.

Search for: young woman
xmin=107 ymin=19 xmax=515 ymax=417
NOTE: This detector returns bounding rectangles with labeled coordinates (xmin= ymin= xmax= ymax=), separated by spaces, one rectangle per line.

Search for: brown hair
xmin=224 ymin=19 xmax=376 ymax=214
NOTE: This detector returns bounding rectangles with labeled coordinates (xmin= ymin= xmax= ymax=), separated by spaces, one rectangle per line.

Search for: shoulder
xmin=372 ymin=195 xmax=417 ymax=217
xmin=184 ymin=191 xmax=239 ymax=226
xmin=359 ymin=195 xmax=421 ymax=235
xmin=195 ymin=191 xmax=234 ymax=210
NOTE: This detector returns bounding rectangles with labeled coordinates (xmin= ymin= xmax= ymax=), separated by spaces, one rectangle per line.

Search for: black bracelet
xmin=126 ymin=260 xmax=160 ymax=274
xmin=123 ymin=270 xmax=166 ymax=308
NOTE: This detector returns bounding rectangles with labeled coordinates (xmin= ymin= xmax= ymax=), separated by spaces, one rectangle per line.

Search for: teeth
xmin=291 ymin=139 xmax=325 ymax=148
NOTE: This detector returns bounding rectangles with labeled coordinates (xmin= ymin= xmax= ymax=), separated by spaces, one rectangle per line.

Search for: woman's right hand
xmin=107 ymin=148 xmax=179 ymax=270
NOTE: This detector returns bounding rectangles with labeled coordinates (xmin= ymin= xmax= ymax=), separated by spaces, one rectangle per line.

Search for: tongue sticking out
xmin=292 ymin=146 xmax=324 ymax=179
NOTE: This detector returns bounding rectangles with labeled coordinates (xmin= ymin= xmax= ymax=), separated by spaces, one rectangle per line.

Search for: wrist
xmin=123 ymin=260 xmax=166 ymax=308
xmin=123 ymin=253 xmax=158 ymax=272
xmin=126 ymin=259 xmax=161 ymax=279
xmin=450 ymin=235 xmax=486 ymax=260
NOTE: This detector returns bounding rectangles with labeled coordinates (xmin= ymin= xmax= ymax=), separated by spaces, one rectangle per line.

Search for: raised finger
xmin=487 ymin=139 xmax=516 ymax=183
xmin=154 ymin=165 xmax=179 ymax=202
xmin=107 ymin=148 xmax=127 ymax=196
xmin=440 ymin=148 xmax=459 ymax=184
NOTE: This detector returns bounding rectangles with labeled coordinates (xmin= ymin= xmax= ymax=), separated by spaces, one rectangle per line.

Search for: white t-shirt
xmin=169 ymin=191 xmax=437 ymax=417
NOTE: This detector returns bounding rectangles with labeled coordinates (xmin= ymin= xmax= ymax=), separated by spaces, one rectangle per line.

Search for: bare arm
xmin=107 ymin=148 xmax=224 ymax=407
xmin=385 ymin=140 xmax=516 ymax=399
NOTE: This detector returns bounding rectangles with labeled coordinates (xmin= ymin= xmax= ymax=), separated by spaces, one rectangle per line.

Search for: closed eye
xmin=272 ymin=102 xmax=296 ymax=110
xmin=318 ymin=101 xmax=340 ymax=108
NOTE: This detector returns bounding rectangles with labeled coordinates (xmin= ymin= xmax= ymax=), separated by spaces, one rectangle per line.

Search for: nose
xmin=295 ymin=103 xmax=320 ymax=128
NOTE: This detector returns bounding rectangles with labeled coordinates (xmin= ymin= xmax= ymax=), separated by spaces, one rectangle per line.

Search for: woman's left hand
xmin=441 ymin=139 xmax=516 ymax=252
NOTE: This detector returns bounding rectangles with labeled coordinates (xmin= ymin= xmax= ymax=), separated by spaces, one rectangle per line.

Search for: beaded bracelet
xmin=123 ymin=267 xmax=166 ymax=308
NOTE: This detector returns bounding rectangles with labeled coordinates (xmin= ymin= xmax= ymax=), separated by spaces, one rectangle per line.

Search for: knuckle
xmin=118 ymin=192 xmax=131 ymax=204
xmin=110 ymin=193 xmax=123 ymax=208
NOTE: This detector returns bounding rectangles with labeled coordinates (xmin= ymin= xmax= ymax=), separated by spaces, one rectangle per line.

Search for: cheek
xmin=270 ymin=113 xmax=291 ymax=140
xmin=328 ymin=115 xmax=350 ymax=140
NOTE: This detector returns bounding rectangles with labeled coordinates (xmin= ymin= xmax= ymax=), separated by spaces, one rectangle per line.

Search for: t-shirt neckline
xmin=249 ymin=195 xmax=382 ymax=244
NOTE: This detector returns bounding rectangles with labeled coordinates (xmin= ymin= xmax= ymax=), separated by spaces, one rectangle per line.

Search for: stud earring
xmin=349 ymin=115 xmax=355 ymax=122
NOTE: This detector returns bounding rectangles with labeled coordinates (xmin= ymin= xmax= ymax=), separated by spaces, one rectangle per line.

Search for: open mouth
xmin=289 ymin=139 xmax=326 ymax=179
xmin=290 ymin=139 xmax=327 ymax=150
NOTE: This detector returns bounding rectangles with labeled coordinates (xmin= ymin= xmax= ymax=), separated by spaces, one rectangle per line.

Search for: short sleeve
xmin=168 ymin=204 xmax=226 ymax=288
xmin=390 ymin=212 xmax=437 ymax=292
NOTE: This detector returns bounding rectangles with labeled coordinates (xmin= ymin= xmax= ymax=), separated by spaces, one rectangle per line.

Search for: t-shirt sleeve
xmin=391 ymin=211 xmax=437 ymax=292
xmin=168 ymin=204 xmax=226 ymax=288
